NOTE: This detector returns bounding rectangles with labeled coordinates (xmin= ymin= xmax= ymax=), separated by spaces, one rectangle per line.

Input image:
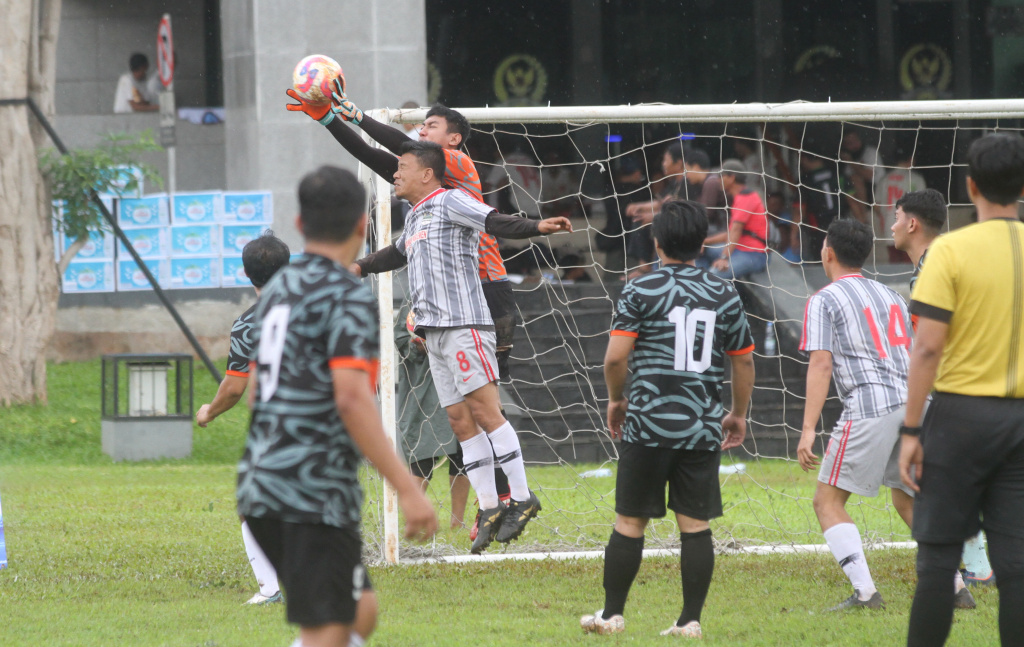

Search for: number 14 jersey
xmin=800 ymin=274 xmax=911 ymax=422
xmin=611 ymin=264 xmax=754 ymax=450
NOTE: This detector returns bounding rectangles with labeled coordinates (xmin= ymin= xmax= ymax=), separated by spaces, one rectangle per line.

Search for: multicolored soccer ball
xmin=292 ymin=55 xmax=344 ymax=106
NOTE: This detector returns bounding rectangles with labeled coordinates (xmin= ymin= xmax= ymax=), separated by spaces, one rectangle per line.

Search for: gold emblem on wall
xmin=900 ymin=44 xmax=952 ymax=100
xmin=792 ymin=45 xmax=842 ymax=74
xmin=494 ymin=54 xmax=548 ymax=106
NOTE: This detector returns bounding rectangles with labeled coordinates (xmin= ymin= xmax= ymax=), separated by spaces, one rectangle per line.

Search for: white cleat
xmin=245 ymin=591 xmax=282 ymax=605
xmin=660 ymin=620 xmax=702 ymax=638
xmin=580 ymin=609 xmax=625 ymax=635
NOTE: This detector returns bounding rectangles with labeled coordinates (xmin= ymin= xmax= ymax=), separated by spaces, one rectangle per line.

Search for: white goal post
xmin=362 ymin=98 xmax=1024 ymax=565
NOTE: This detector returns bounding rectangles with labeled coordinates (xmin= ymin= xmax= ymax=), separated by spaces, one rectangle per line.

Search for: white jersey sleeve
xmin=442 ymin=189 xmax=494 ymax=233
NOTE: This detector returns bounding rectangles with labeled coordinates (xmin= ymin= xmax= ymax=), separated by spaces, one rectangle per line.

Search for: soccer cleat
xmin=245 ymin=591 xmax=282 ymax=605
xmin=470 ymin=502 xmax=507 ymax=554
xmin=495 ymin=491 xmax=542 ymax=543
xmin=580 ymin=610 xmax=625 ymax=635
xmin=962 ymin=569 xmax=996 ymax=587
xmin=827 ymin=590 xmax=885 ymax=611
xmin=954 ymin=586 xmax=977 ymax=610
xmin=469 ymin=493 xmax=510 ymax=542
xmin=660 ymin=620 xmax=702 ymax=638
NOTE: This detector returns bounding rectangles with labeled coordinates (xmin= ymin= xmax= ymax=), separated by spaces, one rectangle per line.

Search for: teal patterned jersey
xmin=611 ymin=264 xmax=754 ymax=450
xmin=236 ymin=254 xmax=379 ymax=529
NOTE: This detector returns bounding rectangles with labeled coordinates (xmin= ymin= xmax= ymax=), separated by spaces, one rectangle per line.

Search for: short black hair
xmin=297 ymin=166 xmax=366 ymax=243
xmin=652 ymin=200 xmax=709 ymax=262
xmin=399 ymin=140 xmax=446 ymax=184
xmin=242 ymin=230 xmax=290 ymax=288
xmin=967 ymin=132 xmax=1024 ymax=206
xmin=824 ymin=219 xmax=873 ymax=268
xmin=129 ymin=53 xmax=149 ymax=71
xmin=425 ymin=105 xmax=471 ymax=145
xmin=683 ymin=146 xmax=710 ymax=170
xmin=664 ymin=141 xmax=685 ymax=164
xmin=895 ymin=189 xmax=946 ymax=233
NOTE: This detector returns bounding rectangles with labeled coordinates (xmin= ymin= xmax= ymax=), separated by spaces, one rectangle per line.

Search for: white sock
xmin=289 ymin=639 xmax=303 ymax=647
xmin=460 ymin=432 xmax=499 ymax=509
xmin=241 ymin=521 xmax=280 ymax=597
xmin=954 ymin=568 xmax=965 ymax=592
xmin=349 ymin=633 xmax=365 ymax=647
xmin=962 ymin=531 xmax=992 ymax=578
xmin=486 ymin=421 xmax=530 ymax=501
xmin=824 ymin=523 xmax=877 ymax=599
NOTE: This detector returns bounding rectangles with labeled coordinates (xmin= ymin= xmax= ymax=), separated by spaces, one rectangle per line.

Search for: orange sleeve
xmin=726 ymin=344 xmax=755 ymax=356
xmin=610 ymin=330 xmax=639 ymax=338
xmin=225 ymin=369 xmax=249 ymax=378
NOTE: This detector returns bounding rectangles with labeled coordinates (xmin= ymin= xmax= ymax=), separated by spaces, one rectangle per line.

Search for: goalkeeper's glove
xmin=330 ymin=78 xmax=363 ymax=125
xmin=285 ymin=89 xmax=335 ymax=126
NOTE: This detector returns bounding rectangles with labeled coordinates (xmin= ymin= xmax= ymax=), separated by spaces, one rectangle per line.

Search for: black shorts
xmin=410 ymin=447 xmax=465 ymax=480
xmin=482 ymin=280 xmax=518 ymax=382
xmin=245 ymin=516 xmax=373 ymax=627
xmin=615 ymin=442 xmax=723 ymax=521
xmin=913 ymin=392 xmax=1024 ymax=544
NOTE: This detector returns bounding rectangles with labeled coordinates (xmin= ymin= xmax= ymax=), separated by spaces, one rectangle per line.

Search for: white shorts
xmin=817 ymin=406 xmax=914 ymax=498
xmin=424 ymin=328 xmax=498 ymax=408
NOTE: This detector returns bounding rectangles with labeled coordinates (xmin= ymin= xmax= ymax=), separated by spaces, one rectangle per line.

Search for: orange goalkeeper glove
xmin=329 ymin=78 xmax=363 ymax=125
xmin=285 ymin=89 xmax=335 ymax=126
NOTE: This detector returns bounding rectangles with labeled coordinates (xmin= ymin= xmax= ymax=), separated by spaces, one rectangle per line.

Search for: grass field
xmin=0 ymin=360 xmax=1002 ymax=645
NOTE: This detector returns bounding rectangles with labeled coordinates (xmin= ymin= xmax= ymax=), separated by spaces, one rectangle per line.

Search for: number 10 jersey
xmin=611 ymin=264 xmax=754 ymax=450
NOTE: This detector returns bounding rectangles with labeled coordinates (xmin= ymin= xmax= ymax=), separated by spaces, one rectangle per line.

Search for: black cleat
xmin=954 ymin=586 xmax=977 ymax=610
xmin=495 ymin=491 xmax=541 ymax=543
xmin=827 ymin=590 xmax=885 ymax=611
xmin=470 ymin=502 xmax=506 ymax=554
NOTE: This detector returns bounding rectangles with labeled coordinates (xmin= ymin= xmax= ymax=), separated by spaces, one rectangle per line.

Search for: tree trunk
xmin=0 ymin=0 xmax=62 ymax=405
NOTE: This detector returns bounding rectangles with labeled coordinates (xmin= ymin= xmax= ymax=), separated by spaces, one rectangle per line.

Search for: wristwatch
xmin=899 ymin=424 xmax=922 ymax=437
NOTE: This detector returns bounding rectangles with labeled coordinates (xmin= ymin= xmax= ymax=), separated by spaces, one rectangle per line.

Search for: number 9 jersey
xmin=611 ymin=265 xmax=754 ymax=450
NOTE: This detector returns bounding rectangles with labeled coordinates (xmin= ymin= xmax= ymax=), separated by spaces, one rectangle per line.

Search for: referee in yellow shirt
xmin=899 ymin=132 xmax=1024 ymax=646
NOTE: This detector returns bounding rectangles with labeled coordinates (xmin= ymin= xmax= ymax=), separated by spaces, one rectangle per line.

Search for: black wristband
xmin=899 ymin=424 xmax=922 ymax=437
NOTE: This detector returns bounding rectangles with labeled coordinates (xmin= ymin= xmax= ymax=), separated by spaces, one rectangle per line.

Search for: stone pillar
xmin=221 ymin=0 xmax=427 ymax=249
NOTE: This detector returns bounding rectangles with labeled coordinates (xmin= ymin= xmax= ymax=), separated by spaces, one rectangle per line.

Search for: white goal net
xmin=358 ymin=99 xmax=1024 ymax=564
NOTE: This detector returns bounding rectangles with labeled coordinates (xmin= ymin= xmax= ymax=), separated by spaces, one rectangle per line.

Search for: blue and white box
xmin=221 ymin=224 xmax=266 ymax=256
xmin=104 ymin=165 xmax=145 ymax=198
xmin=172 ymin=192 xmax=223 ymax=224
xmin=221 ymin=256 xmax=250 ymax=287
xmin=0 ymin=489 xmax=6 ymax=569
xmin=171 ymin=225 xmax=219 ymax=257
xmin=119 ymin=195 xmax=169 ymax=227
xmin=62 ymin=230 xmax=115 ymax=261
xmin=170 ymin=257 xmax=221 ymax=289
xmin=118 ymin=227 xmax=169 ymax=259
xmin=117 ymin=258 xmax=170 ymax=292
xmin=222 ymin=191 xmax=272 ymax=223
xmin=62 ymin=261 xmax=115 ymax=293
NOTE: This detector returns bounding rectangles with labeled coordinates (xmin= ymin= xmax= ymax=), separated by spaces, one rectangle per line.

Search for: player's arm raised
xmin=798 ymin=350 xmax=833 ymax=471
xmin=330 ymin=79 xmax=411 ymax=156
xmin=333 ymin=367 xmax=437 ymax=541
xmin=484 ymin=211 xmax=572 ymax=238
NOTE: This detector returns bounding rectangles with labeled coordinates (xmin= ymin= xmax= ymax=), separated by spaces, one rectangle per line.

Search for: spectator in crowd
xmin=710 ymin=160 xmax=769 ymax=280
xmin=731 ymin=135 xmax=772 ymax=200
xmin=766 ymin=191 xmax=802 ymax=264
xmin=794 ymin=149 xmax=841 ymax=262
xmin=685 ymin=150 xmax=730 ymax=270
xmin=113 ymin=53 xmax=160 ymax=113
xmin=540 ymin=149 xmax=580 ymax=219
xmin=874 ymin=148 xmax=927 ymax=263
xmin=840 ymin=128 xmax=885 ymax=225
xmin=487 ymin=146 xmax=542 ymax=219
xmin=597 ymin=156 xmax=647 ymax=278
xmin=558 ymin=252 xmax=593 ymax=283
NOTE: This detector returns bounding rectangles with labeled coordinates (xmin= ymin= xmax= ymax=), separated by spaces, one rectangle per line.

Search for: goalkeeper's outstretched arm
xmin=324 ymin=119 xmax=399 ymax=181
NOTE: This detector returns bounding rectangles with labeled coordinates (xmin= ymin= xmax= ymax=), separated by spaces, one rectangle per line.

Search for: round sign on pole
xmin=157 ymin=14 xmax=174 ymax=89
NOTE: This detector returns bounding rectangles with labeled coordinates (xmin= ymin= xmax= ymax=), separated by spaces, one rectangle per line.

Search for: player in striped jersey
xmin=797 ymin=219 xmax=972 ymax=611
xmin=285 ymin=84 xmax=518 ymax=380
xmin=580 ymin=200 xmax=755 ymax=638
xmin=195 ymin=231 xmax=290 ymax=606
xmin=354 ymin=141 xmax=572 ymax=553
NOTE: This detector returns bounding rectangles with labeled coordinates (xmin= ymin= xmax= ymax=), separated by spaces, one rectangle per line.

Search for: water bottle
xmin=764 ymin=321 xmax=778 ymax=356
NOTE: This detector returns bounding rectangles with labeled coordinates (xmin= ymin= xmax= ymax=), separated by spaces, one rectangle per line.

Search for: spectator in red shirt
xmin=711 ymin=159 xmax=769 ymax=280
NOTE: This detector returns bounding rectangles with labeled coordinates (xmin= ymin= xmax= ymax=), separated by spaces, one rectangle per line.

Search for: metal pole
xmin=368 ymin=111 xmax=399 ymax=565
xmin=24 ymin=97 xmax=222 ymax=384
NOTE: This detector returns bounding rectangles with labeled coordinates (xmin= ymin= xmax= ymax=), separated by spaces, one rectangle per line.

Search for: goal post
xmin=361 ymin=99 xmax=1024 ymax=565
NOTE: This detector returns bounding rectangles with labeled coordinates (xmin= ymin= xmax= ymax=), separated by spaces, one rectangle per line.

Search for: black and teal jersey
xmin=225 ymin=303 xmax=257 ymax=378
xmin=611 ymin=264 xmax=754 ymax=450
xmin=236 ymin=254 xmax=380 ymax=529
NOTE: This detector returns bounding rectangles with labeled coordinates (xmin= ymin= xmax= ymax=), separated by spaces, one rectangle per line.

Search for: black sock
xmin=907 ymin=542 xmax=961 ymax=647
xmin=602 ymin=530 xmax=644 ymax=619
xmin=677 ymin=529 xmax=715 ymax=627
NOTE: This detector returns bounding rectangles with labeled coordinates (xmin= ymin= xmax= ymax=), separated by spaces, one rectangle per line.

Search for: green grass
xmin=0 ymin=361 xmax=1003 ymax=645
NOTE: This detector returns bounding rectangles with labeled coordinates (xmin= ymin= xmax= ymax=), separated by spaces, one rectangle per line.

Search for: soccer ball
xmin=292 ymin=55 xmax=344 ymax=106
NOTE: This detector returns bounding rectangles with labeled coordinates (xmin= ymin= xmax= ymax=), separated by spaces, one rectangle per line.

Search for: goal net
xmin=358 ymin=99 xmax=1024 ymax=564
